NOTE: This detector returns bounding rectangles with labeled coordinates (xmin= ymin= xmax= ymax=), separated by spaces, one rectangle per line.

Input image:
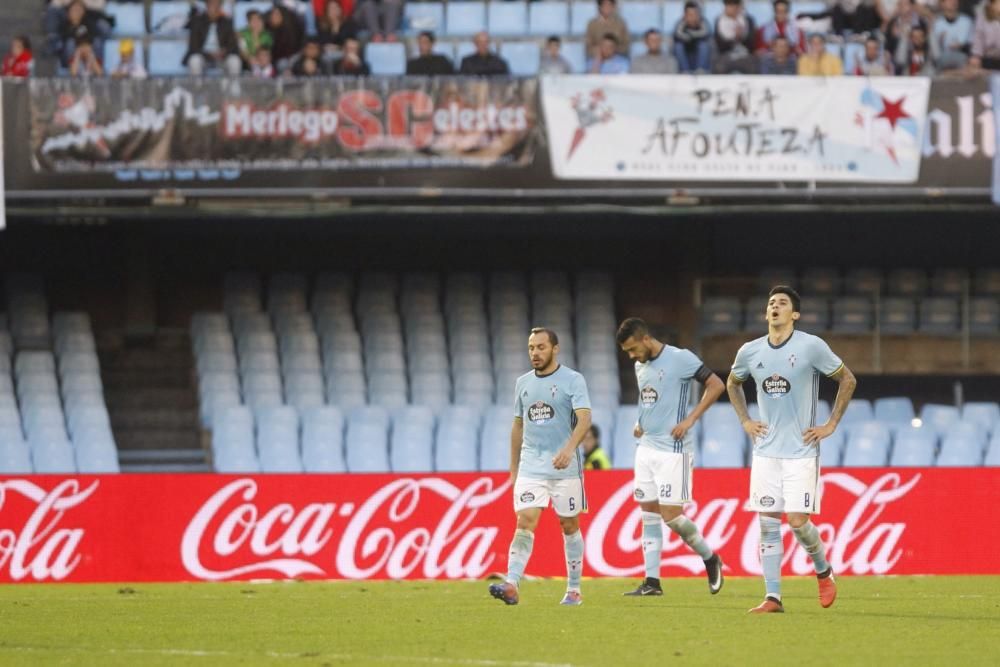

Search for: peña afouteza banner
xmin=542 ymin=75 xmax=932 ymax=182
xmin=27 ymin=77 xmax=539 ymax=174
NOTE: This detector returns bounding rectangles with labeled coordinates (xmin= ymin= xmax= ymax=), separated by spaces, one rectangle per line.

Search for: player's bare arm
xmin=803 ymin=364 xmax=857 ymax=445
xmin=509 ymin=417 xmax=523 ymax=483
xmin=553 ymin=408 xmax=592 ymax=470
xmin=727 ymin=371 xmax=768 ymax=440
xmin=671 ymin=372 xmax=725 ymax=440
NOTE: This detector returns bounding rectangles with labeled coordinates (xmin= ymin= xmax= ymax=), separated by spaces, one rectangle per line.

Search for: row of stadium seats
xmin=192 ymin=270 xmax=619 ymax=431
xmin=700 ymin=296 xmax=1000 ymax=336
xmin=0 ymin=275 xmax=119 ymax=474
xmin=749 ymin=267 xmax=1000 ymax=299
xmin=208 ymin=397 xmax=1000 ymax=473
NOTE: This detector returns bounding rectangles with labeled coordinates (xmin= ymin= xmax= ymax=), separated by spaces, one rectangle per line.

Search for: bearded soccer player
xmin=616 ymin=317 xmax=726 ymax=597
xmin=727 ymin=286 xmax=857 ymax=614
xmin=489 ymin=328 xmax=592 ymax=606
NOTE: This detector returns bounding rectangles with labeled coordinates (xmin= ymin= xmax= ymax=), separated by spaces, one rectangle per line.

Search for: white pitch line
xmin=0 ymin=645 xmax=576 ymax=667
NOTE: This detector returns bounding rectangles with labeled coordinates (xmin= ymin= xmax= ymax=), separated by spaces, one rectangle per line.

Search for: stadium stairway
xmin=100 ymin=330 xmax=208 ymax=472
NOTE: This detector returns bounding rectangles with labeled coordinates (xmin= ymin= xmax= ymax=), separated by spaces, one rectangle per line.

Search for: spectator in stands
xmin=757 ymin=0 xmax=806 ymax=54
xmin=406 ymin=31 xmax=454 ymax=75
xmin=895 ymin=24 xmax=935 ymax=74
xmin=586 ymin=0 xmax=630 ymax=59
xmin=673 ymin=2 xmax=712 ymax=72
xmin=587 ymin=33 xmax=631 ymax=73
xmin=68 ymin=36 xmax=103 ymax=78
xmin=291 ymin=38 xmax=330 ymax=76
xmin=969 ymin=0 xmax=1000 ymax=70
xmin=316 ymin=0 xmax=358 ymax=63
xmin=184 ymin=0 xmax=242 ymax=77
xmin=885 ymin=0 xmax=927 ymax=56
xmin=2 ymin=36 xmax=34 ymax=78
xmin=714 ymin=0 xmax=758 ymax=73
xmin=269 ymin=4 xmax=307 ymax=72
xmin=239 ymin=10 xmax=273 ymax=70
xmin=582 ymin=425 xmax=611 ymax=471
xmin=353 ymin=0 xmax=403 ymax=43
xmin=252 ymin=46 xmax=275 ymax=78
xmin=852 ymin=35 xmax=894 ymax=73
xmin=829 ymin=0 xmax=881 ymax=35
xmin=540 ymin=36 xmax=573 ymax=74
xmin=931 ymin=0 xmax=973 ymax=71
xmin=459 ymin=31 xmax=510 ymax=76
xmin=631 ymin=29 xmax=679 ymax=73
xmin=51 ymin=0 xmax=111 ymax=68
xmin=759 ymin=34 xmax=798 ymax=73
xmin=333 ymin=36 xmax=370 ymax=75
xmin=797 ymin=32 xmax=844 ymax=74
xmin=110 ymin=37 xmax=146 ymax=80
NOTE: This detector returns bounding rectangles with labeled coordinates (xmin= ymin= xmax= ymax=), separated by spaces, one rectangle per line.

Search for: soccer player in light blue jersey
xmin=727 ymin=286 xmax=857 ymax=614
xmin=489 ymin=328 xmax=593 ymax=607
xmin=615 ymin=318 xmax=726 ymax=597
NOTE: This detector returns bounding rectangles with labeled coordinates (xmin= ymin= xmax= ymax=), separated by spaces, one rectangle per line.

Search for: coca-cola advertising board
xmin=0 ymin=468 xmax=994 ymax=583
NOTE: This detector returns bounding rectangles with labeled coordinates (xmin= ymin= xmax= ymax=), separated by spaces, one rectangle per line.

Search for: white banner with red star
xmin=542 ymin=75 xmax=931 ymax=183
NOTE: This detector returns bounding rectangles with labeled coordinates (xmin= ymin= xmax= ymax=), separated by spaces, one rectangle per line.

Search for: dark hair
xmin=597 ymin=0 xmax=616 ymax=5
xmin=773 ymin=0 xmax=789 ymax=7
xmin=602 ymin=32 xmax=619 ymax=44
xmin=723 ymin=0 xmax=742 ymax=6
xmin=644 ymin=28 xmax=660 ymax=38
xmin=589 ymin=424 xmax=601 ymax=441
xmin=13 ymin=35 xmax=30 ymax=51
xmin=768 ymin=285 xmax=801 ymax=313
xmin=684 ymin=0 xmax=700 ymax=9
xmin=246 ymin=9 xmax=261 ymax=20
xmin=419 ymin=30 xmax=436 ymax=43
xmin=616 ymin=317 xmax=650 ymax=345
xmin=547 ymin=35 xmax=562 ymax=45
xmin=529 ymin=327 xmax=559 ymax=346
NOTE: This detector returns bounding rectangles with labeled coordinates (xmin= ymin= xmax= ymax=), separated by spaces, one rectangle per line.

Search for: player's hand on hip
xmin=633 ymin=423 xmax=643 ymax=439
xmin=670 ymin=417 xmax=695 ymax=440
xmin=742 ymin=419 xmax=768 ymax=441
xmin=552 ymin=446 xmax=574 ymax=469
xmin=803 ymin=422 xmax=835 ymax=445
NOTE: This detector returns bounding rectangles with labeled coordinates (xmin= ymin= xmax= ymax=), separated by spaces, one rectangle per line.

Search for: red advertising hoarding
xmin=0 ymin=468 xmax=994 ymax=583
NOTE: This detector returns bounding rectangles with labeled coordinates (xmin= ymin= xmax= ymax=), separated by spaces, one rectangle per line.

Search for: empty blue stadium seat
xmin=700 ymin=297 xmax=742 ymax=335
xmin=700 ymin=428 xmax=745 ymax=468
xmin=404 ymin=2 xmax=446 ymax=34
xmin=302 ymin=407 xmax=346 ymax=472
xmin=570 ymin=0 xmax=598 ymax=35
xmin=831 ymin=297 xmax=872 ymax=333
xmin=662 ymin=2 xmax=684 ymax=32
xmin=880 ymin=298 xmax=916 ymax=334
xmin=918 ymin=297 xmax=959 ymax=335
xmin=31 ymin=440 xmax=77 ymax=473
xmin=703 ymin=403 xmax=741 ymax=435
xmin=962 ymin=402 xmax=999 ymax=436
xmin=985 ymin=434 xmax=1000 ymax=466
xmin=620 ymin=2 xmax=662 ymax=35
xmin=366 ymin=43 xmax=407 ymax=75
xmin=0 ymin=442 xmax=32 ymax=474
xmin=480 ymin=405 xmax=512 ymax=471
xmin=447 ymin=2 xmax=487 ymax=37
xmin=529 ymin=1 xmax=570 ymax=36
xmin=435 ymin=406 xmax=481 ymax=472
xmin=930 ymin=268 xmax=967 ymax=296
xmin=819 ymin=428 xmax=845 ymax=466
xmin=841 ymin=399 xmax=874 ymax=427
xmin=148 ymin=40 xmax=188 ymax=75
xmin=842 ymin=422 xmax=891 ymax=466
xmin=936 ymin=422 xmax=985 ymax=466
xmin=741 ymin=299 xmax=767 ymax=333
xmin=874 ymin=397 xmax=915 ymax=429
xmin=500 ymin=41 xmax=541 ymax=76
xmin=920 ymin=404 xmax=960 ymax=437
xmin=612 ymin=405 xmax=639 ymax=468
xmin=844 ymin=268 xmax=882 ymax=296
xmin=106 ymin=2 xmax=146 ymax=36
xmin=345 ymin=419 xmax=390 ymax=473
xmin=889 ymin=425 xmax=937 ymax=466
xmin=151 ymin=1 xmax=192 ymax=36
xmin=970 ymin=298 xmax=999 ymax=335
xmin=488 ymin=2 xmax=529 ymax=37
xmin=798 ymin=297 xmax=830 ymax=333
xmin=745 ymin=1 xmax=774 ymax=26
xmin=887 ymin=268 xmax=927 ymax=297
xmin=390 ymin=408 xmax=435 ymax=472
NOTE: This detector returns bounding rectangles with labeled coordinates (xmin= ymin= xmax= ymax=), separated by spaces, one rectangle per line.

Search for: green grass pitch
xmin=1 ymin=576 xmax=998 ymax=666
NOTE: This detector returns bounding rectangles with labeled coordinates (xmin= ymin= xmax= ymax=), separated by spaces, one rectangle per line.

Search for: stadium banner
xmin=922 ymin=77 xmax=993 ymax=189
xmin=0 ymin=468 xmax=995 ymax=583
xmin=542 ymin=75 xmax=931 ymax=182
xmin=26 ymin=77 xmax=539 ymax=174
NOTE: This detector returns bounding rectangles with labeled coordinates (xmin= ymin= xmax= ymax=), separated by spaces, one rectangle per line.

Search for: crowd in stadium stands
xmin=0 ymin=0 xmax=997 ymax=79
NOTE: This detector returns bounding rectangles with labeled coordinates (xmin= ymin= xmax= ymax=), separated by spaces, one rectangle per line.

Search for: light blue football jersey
xmin=513 ymin=365 xmax=592 ymax=480
xmin=731 ymin=330 xmax=844 ymax=459
xmin=635 ymin=346 xmax=709 ymax=454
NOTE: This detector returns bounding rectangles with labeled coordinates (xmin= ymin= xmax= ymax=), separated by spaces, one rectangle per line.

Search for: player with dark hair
xmin=727 ymin=286 xmax=857 ymax=613
xmin=489 ymin=328 xmax=592 ymax=606
xmin=615 ymin=317 xmax=726 ymax=597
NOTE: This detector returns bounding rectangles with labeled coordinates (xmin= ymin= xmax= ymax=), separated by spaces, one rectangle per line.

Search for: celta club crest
xmin=788 ymin=354 xmax=797 ymax=367
xmin=550 ymin=385 xmax=559 ymax=398
xmin=657 ymin=369 xmax=665 ymax=382
xmin=854 ymin=88 xmax=918 ymax=165
xmin=567 ymin=89 xmax=614 ymax=160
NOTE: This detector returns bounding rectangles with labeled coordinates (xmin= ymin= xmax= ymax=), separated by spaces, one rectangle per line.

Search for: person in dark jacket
xmin=51 ymin=0 xmax=111 ymax=68
xmin=333 ymin=37 xmax=370 ymax=75
xmin=459 ymin=31 xmax=509 ymax=76
xmin=406 ymin=31 xmax=454 ymax=75
xmin=268 ymin=4 xmax=306 ymax=71
xmin=316 ymin=0 xmax=358 ymax=64
xmin=185 ymin=0 xmax=242 ymax=76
